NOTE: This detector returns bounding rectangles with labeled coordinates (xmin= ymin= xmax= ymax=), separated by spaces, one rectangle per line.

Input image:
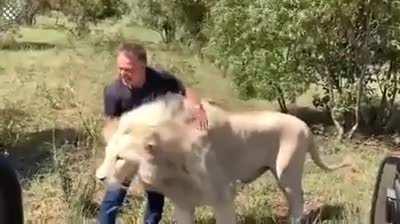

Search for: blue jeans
xmin=98 ymin=184 xmax=165 ymax=224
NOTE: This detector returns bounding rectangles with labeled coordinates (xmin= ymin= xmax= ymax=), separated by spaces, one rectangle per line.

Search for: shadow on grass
xmin=289 ymin=104 xmax=400 ymax=137
xmin=304 ymin=204 xmax=347 ymax=224
xmin=4 ymin=127 xmax=82 ymax=182
xmin=196 ymin=215 xmax=278 ymax=224
xmin=194 ymin=203 xmax=345 ymax=224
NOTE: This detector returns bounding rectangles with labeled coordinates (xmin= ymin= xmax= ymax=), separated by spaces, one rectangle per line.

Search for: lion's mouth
xmin=139 ymin=174 xmax=153 ymax=186
xmin=138 ymin=166 xmax=155 ymax=187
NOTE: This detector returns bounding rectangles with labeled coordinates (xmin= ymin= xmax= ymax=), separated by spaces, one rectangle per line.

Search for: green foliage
xmin=203 ymin=0 xmax=400 ymax=136
xmin=0 ymin=27 xmax=20 ymax=49
xmin=293 ymin=0 xmax=400 ymax=137
xmin=19 ymin=0 xmax=128 ymax=36
xmin=0 ymin=99 xmax=31 ymax=148
xmin=364 ymin=0 xmax=400 ymax=130
xmin=61 ymin=0 xmax=128 ymax=23
xmin=126 ymin=0 xmax=212 ymax=44
xmin=88 ymin=27 xmax=125 ymax=53
xmin=34 ymin=0 xmax=127 ymax=21
xmin=205 ymin=0 xmax=312 ymax=112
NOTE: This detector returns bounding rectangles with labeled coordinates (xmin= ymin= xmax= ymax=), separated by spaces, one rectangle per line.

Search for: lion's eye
xmin=116 ymin=155 xmax=123 ymax=161
xmin=146 ymin=144 xmax=154 ymax=151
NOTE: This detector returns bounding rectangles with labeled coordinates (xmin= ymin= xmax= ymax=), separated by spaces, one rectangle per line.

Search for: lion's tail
xmin=308 ymin=139 xmax=352 ymax=171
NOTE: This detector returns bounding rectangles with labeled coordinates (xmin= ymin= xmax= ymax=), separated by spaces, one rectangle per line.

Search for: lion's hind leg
xmin=273 ymin=141 xmax=306 ymax=224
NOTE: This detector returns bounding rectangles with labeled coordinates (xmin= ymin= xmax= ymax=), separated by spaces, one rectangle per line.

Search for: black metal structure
xmin=371 ymin=155 xmax=400 ymax=224
xmin=0 ymin=155 xmax=24 ymax=224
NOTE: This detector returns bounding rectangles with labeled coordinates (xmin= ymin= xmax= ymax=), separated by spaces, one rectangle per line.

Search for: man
xmin=98 ymin=42 xmax=208 ymax=224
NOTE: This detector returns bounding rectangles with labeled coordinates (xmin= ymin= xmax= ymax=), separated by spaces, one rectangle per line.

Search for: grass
xmin=0 ymin=15 xmax=394 ymax=223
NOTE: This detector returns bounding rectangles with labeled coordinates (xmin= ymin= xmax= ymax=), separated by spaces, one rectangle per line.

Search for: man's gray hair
xmin=117 ymin=42 xmax=147 ymax=64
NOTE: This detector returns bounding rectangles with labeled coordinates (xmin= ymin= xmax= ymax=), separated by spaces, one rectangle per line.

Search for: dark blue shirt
xmin=104 ymin=67 xmax=186 ymax=117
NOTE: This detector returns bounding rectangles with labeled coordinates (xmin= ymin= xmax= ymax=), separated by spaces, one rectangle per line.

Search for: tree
xmin=204 ymin=0 xmax=400 ymax=139
xmin=366 ymin=0 xmax=400 ymax=132
xmin=126 ymin=0 xmax=212 ymax=44
xmin=205 ymin=0 xmax=312 ymax=112
xmin=298 ymin=0 xmax=400 ymax=139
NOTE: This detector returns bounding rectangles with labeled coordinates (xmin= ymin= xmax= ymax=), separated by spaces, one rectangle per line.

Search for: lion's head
xmin=95 ymin=93 xmax=209 ymax=188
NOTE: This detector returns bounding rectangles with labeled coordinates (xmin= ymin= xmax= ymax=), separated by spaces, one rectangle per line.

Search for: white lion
xmin=96 ymin=93 xmax=349 ymax=224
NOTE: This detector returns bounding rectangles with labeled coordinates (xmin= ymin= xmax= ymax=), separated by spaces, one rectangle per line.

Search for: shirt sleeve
xmin=159 ymin=70 xmax=186 ymax=96
xmin=103 ymin=85 xmax=122 ymax=117
xmin=169 ymin=77 xmax=186 ymax=96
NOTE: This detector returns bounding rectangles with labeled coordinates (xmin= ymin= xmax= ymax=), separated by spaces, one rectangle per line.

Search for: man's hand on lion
xmin=126 ymin=176 xmax=146 ymax=197
xmin=193 ymin=104 xmax=208 ymax=130
xmin=183 ymin=101 xmax=208 ymax=131
xmin=184 ymin=88 xmax=208 ymax=130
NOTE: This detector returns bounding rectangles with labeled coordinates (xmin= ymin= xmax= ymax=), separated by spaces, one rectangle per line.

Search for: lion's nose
xmin=95 ymin=168 xmax=107 ymax=181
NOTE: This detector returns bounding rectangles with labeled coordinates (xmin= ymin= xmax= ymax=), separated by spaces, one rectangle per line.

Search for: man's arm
xmin=102 ymin=117 xmax=120 ymax=144
xmin=184 ymin=87 xmax=203 ymax=108
xmin=161 ymin=70 xmax=208 ymax=129
xmin=164 ymin=72 xmax=201 ymax=108
xmin=183 ymin=87 xmax=208 ymax=130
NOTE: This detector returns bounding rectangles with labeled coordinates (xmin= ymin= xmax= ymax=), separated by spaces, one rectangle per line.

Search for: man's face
xmin=117 ymin=52 xmax=146 ymax=88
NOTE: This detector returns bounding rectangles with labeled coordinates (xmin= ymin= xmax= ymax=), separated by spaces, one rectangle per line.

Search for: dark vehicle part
xmin=0 ymin=155 xmax=24 ymax=224
xmin=371 ymin=155 xmax=400 ymax=224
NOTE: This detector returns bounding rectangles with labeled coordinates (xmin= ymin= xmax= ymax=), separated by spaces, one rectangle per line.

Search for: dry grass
xmin=0 ymin=15 xmax=392 ymax=224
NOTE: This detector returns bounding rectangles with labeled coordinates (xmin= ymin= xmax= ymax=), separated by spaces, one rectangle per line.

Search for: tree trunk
xmin=328 ymin=80 xmax=344 ymax=140
xmin=276 ymin=85 xmax=288 ymax=113
xmin=331 ymin=107 xmax=344 ymax=141
xmin=376 ymin=61 xmax=393 ymax=129
xmin=22 ymin=0 xmax=41 ymax=26
xmin=347 ymin=71 xmax=365 ymax=139
xmin=323 ymin=63 xmax=345 ymax=140
xmin=348 ymin=0 xmax=371 ymax=139
xmin=384 ymin=71 xmax=399 ymax=131
xmin=277 ymin=98 xmax=288 ymax=113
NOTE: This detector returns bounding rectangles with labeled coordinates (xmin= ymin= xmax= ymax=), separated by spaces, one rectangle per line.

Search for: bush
xmin=126 ymin=0 xmax=213 ymax=44
xmin=0 ymin=29 xmax=18 ymax=49
xmin=204 ymin=0 xmax=312 ymax=113
xmin=0 ymin=99 xmax=31 ymax=148
xmin=88 ymin=28 xmax=125 ymax=53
